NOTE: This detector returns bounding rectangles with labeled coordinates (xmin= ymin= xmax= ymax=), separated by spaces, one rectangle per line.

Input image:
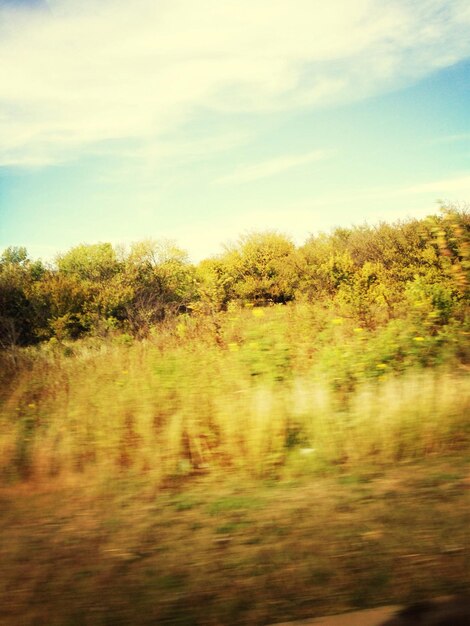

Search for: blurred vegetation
xmin=0 ymin=206 xmax=469 ymax=485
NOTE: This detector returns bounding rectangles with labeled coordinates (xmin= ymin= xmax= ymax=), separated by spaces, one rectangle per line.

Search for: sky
xmin=0 ymin=0 xmax=469 ymax=263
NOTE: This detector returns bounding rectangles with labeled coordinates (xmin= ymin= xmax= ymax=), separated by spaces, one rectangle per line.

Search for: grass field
xmin=1 ymin=453 xmax=469 ymax=626
xmin=0 ymin=304 xmax=469 ymax=625
xmin=1 ymin=305 xmax=469 ymax=484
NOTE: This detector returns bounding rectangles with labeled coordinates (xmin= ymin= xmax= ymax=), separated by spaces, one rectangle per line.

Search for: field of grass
xmin=1 ymin=454 xmax=469 ymax=625
xmin=0 ymin=303 xmax=469 ymax=625
xmin=1 ymin=304 xmax=469 ymax=484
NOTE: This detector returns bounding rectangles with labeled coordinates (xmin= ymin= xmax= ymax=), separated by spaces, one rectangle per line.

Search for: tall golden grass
xmin=1 ymin=305 xmax=468 ymax=484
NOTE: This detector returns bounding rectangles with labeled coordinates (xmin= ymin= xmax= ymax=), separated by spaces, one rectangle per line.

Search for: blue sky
xmin=0 ymin=0 xmax=469 ymax=262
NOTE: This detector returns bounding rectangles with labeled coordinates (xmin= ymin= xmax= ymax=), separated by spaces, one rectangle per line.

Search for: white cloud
xmin=401 ymin=174 xmax=470 ymax=198
xmin=300 ymin=173 xmax=470 ymax=206
xmin=429 ymin=133 xmax=470 ymax=145
xmin=1 ymin=0 xmax=470 ymax=166
xmin=214 ymin=150 xmax=332 ymax=185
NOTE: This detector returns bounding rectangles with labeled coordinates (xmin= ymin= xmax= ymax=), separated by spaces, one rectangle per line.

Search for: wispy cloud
xmin=320 ymin=173 xmax=470 ymax=206
xmin=214 ymin=150 xmax=332 ymax=185
xmin=401 ymin=174 xmax=470 ymax=197
xmin=429 ymin=133 xmax=470 ymax=145
xmin=1 ymin=0 xmax=470 ymax=167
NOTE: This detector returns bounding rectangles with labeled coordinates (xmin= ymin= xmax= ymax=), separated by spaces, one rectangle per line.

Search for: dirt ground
xmin=271 ymin=604 xmax=399 ymax=625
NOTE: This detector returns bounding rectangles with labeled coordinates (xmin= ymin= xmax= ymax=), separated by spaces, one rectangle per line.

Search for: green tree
xmin=216 ymin=231 xmax=298 ymax=305
xmin=32 ymin=272 xmax=91 ymax=340
xmin=0 ymin=247 xmax=45 ymax=346
xmin=122 ymin=239 xmax=196 ymax=334
xmin=56 ymin=242 xmax=119 ymax=282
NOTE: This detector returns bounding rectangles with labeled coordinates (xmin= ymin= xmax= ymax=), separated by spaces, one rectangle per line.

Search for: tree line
xmin=1 ymin=206 xmax=468 ymax=348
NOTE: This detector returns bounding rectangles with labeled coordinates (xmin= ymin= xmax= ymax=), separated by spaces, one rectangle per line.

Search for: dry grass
xmin=0 ymin=318 xmax=468 ymax=485
xmin=0 ymin=304 xmax=468 ymax=625
xmin=0 ymin=454 xmax=468 ymax=625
